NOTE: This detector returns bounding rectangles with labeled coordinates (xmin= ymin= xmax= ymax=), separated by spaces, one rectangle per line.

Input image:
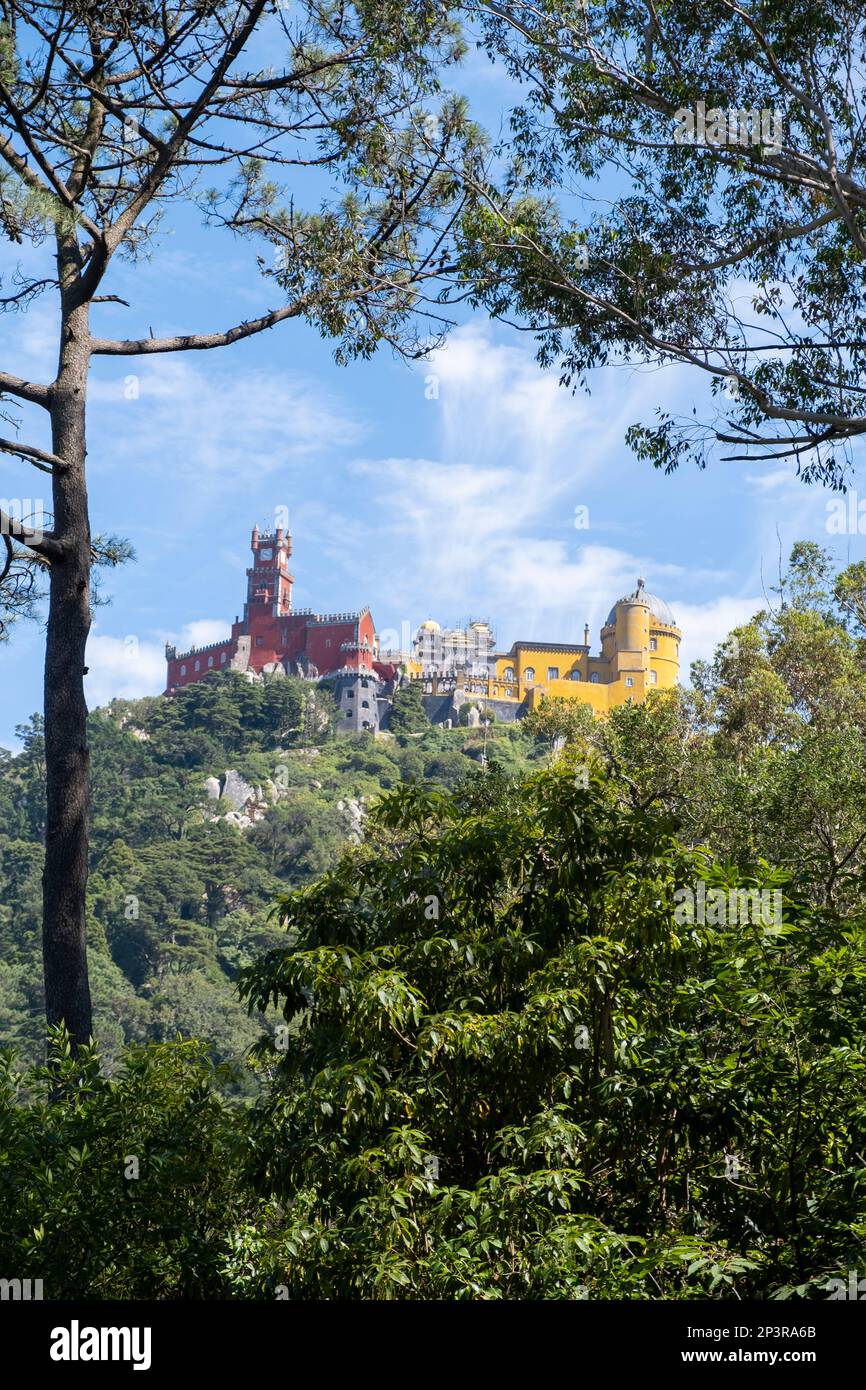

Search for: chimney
xmin=584 ymin=623 xmax=590 ymax=646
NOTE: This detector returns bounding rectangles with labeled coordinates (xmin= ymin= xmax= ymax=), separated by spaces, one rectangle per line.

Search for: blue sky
xmin=0 ymin=41 xmax=861 ymax=750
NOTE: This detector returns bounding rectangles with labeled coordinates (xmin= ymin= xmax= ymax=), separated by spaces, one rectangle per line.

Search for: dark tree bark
xmin=42 ymin=257 xmax=93 ymax=1047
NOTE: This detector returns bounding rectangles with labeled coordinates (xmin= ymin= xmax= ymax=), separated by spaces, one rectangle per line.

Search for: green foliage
xmin=388 ymin=680 xmax=431 ymax=734
xmin=238 ymin=762 xmax=866 ymax=1298
xmin=0 ymin=1034 xmax=254 ymax=1299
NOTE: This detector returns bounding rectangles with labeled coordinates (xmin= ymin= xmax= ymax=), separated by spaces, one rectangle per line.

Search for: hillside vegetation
xmin=0 ymin=672 xmax=539 ymax=1077
xmin=2 ymin=544 xmax=866 ymax=1297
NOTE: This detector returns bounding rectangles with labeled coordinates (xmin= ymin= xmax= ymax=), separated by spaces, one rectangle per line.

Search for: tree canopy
xmin=461 ymin=0 xmax=866 ymax=483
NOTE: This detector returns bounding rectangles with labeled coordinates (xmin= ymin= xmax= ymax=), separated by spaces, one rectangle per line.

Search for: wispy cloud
xmin=87 ymin=356 xmax=363 ymax=483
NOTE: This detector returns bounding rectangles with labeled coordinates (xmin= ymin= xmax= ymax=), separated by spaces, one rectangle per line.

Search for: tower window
xmin=347 ymin=689 xmax=354 ymax=698
xmin=220 ymin=653 xmax=226 ymax=664
xmin=625 ymin=676 xmax=634 ymax=687
xmin=650 ymin=637 xmax=658 ymax=651
xmin=361 ymin=700 xmax=369 ymax=708
xmin=547 ymin=667 xmax=559 ymax=681
xmin=256 ymin=636 xmax=263 ymax=646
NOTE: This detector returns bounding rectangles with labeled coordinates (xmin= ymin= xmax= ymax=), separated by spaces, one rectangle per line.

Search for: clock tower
xmin=245 ymin=523 xmax=294 ymax=621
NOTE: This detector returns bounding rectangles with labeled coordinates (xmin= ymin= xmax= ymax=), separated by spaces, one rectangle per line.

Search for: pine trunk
xmin=42 ymin=292 xmax=93 ymax=1050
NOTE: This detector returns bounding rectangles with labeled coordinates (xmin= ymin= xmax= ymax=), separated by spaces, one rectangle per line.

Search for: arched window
xmin=590 ymin=672 xmax=599 ymax=684
xmin=220 ymin=652 xmax=227 ymax=664
xmin=524 ymin=667 xmax=535 ymax=683
xmin=650 ymin=670 xmax=658 ymax=684
xmin=194 ymin=659 xmax=201 ymax=672
xmin=570 ymin=669 xmax=581 ymax=681
xmin=625 ymin=676 xmax=634 ymax=688
xmin=180 ymin=665 xmax=187 ymax=677
xmin=650 ymin=637 xmax=658 ymax=651
xmin=208 ymin=655 xmax=214 ymax=668
xmin=503 ymin=666 xmax=515 ymax=681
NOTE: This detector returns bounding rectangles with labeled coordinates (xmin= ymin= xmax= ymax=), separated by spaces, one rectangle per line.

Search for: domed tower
xmin=600 ymin=577 xmax=680 ymax=697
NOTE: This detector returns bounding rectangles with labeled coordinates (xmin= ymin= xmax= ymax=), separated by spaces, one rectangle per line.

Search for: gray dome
xmin=605 ymin=577 xmax=676 ymax=628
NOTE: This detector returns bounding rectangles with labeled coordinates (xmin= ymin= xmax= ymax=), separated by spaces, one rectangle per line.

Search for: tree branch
xmin=0 ymin=369 xmax=52 ymax=408
xmin=0 ymin=508 xmax=62 ymax=559
xmin=90 ymin=301 xmax=304 ymax=355
xmin=0 ymin=435 xmax=67 ymax=472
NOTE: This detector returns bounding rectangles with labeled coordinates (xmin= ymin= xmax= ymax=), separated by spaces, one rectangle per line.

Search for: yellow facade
xmin=469 ymin=579 xmax=681 ymax=716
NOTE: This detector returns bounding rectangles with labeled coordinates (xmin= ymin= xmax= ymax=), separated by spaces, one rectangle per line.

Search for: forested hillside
xmin=0 ymin=672 xmax=539 ymax=1077
xmin=3 ymin=545 xmax=866 ymax=1298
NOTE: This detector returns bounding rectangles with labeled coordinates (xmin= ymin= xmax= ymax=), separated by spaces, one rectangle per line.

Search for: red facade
xmin=165 ymin=525 xmax=377 ymax=693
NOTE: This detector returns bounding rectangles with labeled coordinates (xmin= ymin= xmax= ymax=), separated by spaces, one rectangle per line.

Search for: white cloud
xmin=675 ymin=595 xmax=765 ymax=674
xmin=85 ymin=618 xmax=231 ymax=709
xmin=85 ymin=634 xmax=167 ymax=708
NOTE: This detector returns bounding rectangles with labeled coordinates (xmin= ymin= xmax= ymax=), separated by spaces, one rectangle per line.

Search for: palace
xmin=164 ymin=521 xmax=681 ymax=727
xmin=404 ymin=578 xmax=681 ymax=714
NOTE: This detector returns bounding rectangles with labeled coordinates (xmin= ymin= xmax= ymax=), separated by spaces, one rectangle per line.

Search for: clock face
xmin=259 ymin=547 xmax=273 ymax=560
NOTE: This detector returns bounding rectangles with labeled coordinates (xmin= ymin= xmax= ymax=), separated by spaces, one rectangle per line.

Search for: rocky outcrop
xmin=337 ymin=795 xmax=368 ymax=843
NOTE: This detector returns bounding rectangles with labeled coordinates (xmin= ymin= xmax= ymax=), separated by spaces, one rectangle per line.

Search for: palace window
xmin=650 ymin=637 xmax=658 ymax=651
xmin=570 ymin=669 xmax=582 ymax=681
xmin=256 ymin=636 xmax=263 ymax=647
xmin=650 ymin=670 xmax=658 ymax=684
xmin=347 ymin=689 xmax=354 ymax=698
xmin=361 ymin=700 xmax=370 ymax=708
xmin=503 ymin=667 xmax=515 ymax=681
xmin=194 ymin=660 xmax=201 ymax=672
xmin=220 ymin=653 xmax=227 ymax=664
xmin=208 ymin=656 xmax=214 ymax=668
xmin=524 ymin=667 xmax=535 ymax=683
xmin=180 ymin=665 xmax=187 ymax=677
xmin=547 ymin=667 xmax=559 ymax=681
xmin=625 ymin=676 xmax=634 ymax=687
xmin=590 ymin=672 xmax=599 ymax=684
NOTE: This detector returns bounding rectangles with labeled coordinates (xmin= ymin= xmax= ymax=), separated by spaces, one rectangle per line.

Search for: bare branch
xmin=90 ymin=300 xmax=304 ymax=355
xmin=0 ymin=435 xmax=67 ymax=471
